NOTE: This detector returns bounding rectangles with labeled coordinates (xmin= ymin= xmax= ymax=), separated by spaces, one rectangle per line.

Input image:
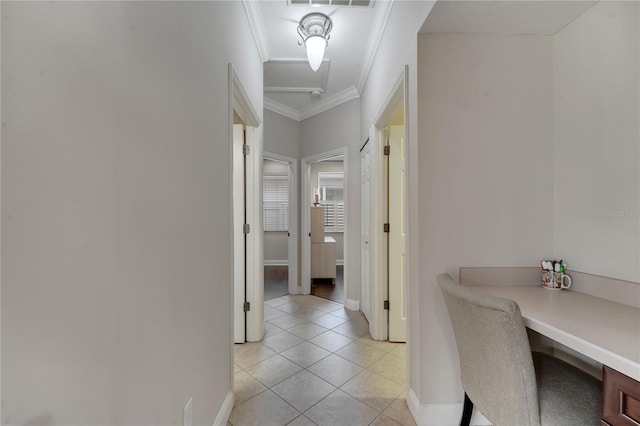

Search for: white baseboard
xmin=407 ymin=388 xmax=491 ymax=426
xmin=213 ymin=389 xmax=234 ymax=426
xmin=345 ymin=298 xmax=360 ymax=311
xmin=337 ymin=259 xmax=344 ymax=266
xmin=264 ymin=260 xmax=288 ymax=266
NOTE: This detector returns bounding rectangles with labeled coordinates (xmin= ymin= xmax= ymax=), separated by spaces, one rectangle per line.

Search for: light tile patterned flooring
xmin=230 ymin=295 xmax=416 ymax=426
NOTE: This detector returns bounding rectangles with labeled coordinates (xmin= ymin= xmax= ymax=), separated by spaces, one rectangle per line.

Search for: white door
xmin=233 ymin=123 xmax=246 ymax=343
xmin=360 ymin=142 xmax=373 ymax=322
xmin=388 ymin=125 xmax=406 ymax=342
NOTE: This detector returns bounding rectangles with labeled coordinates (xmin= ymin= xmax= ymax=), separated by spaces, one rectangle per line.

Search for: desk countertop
xmin=472 ymin=285 xmax=640 ymax=381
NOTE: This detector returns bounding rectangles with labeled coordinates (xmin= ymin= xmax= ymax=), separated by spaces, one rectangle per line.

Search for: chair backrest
xmin=437 ymin=273 xmax=541 ymax=426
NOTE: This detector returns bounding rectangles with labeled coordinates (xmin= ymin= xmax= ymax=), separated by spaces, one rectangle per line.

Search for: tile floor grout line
xmin=233 ymin=294 xmax=410 ymax=426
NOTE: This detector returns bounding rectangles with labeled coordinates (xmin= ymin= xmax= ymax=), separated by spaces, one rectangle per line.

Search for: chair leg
xmin=460 ymin=392 xmax=473 ymax=426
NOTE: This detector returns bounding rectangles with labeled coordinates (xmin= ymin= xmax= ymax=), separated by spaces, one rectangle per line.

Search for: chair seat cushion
xmin=533 ymin=352 xmax=602 ymax=426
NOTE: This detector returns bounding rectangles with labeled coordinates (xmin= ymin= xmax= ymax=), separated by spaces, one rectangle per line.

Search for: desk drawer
xmin=603 ymin=365 xmax=640 ymax=425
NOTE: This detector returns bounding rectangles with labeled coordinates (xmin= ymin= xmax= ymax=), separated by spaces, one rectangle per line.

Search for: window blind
xmin=263 ymin=175 xmax=288 ymax=231
xmin=318 ymin=172 xmax=344 ymax=233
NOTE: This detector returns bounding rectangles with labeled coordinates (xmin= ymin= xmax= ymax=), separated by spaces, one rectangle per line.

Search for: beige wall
xmin=263 ymin=111 xmax=300 ymax=281
xmin=1 ymin=2 xmax=263 ymax=425
xmin=553 ymin=1 xmax=640 ymax=282
xmin=415 ymin=0 xmax=639 ymax=414
xmin=418 ymin=33 xmax=555 ymax=403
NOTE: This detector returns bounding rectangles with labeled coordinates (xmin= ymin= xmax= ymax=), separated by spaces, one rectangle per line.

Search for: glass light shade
xmin=305 ymin=36 xmax=326 ymax=72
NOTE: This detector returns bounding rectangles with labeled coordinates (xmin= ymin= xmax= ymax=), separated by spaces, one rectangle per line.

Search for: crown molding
xmin=243 ymin=0 xmax=271 ymax=63
xmin=264 ymin=86 xmax=360 ymax=122
xmin=264 ymin=97 xmax=302 ymax=121
xmin=356 ymin=0 xmax=394 ymax=93
xmin=299 ymin=86 xmax=360 ymax=121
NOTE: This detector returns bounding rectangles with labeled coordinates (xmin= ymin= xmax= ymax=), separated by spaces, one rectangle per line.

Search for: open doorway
xmin=262 ymin=152 xmax=298 ymax=301
xmin=309 ymin=158 xmax=345 ymax=303
xmin=301 ymin=148 xmax=349 ymax=307
xmin=363 ymin=66 xmax=409 ymax=343
xmin=230 ymin=64 xmax=263 ymax=345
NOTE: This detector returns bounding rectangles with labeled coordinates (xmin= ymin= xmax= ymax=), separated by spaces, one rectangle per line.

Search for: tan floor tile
xmin=357 ymin=336 xmax=396 ymax=352
xmin=264 ymin=321 xmax=284 ymax=338
xmin=291 ymin=308 xmax=327 ymax=321
xmin=336 ymin=342 xmax=386 ymax=368
xmin=368 ymin=352 xmax=406 ymax=386
xmin=309 ymin=300 xmax=344 ymax=313
xmin=265 ymin=296 xmax=290 ymax=307
xmin=310 ymin=313 xmax=348 ymax=329
xmin=309 ymin=330 xmax=354 ymax=353
xmin=281 ymin=342 xmax=331 ymax=368
xmin=234 ymin=363 xmax=243 ymax=373
xmin=329 ymin=308 xmax=365 ymax=321
xmin=304 ymin=389 xmax=379 ymax=426
xmin=229 ymin=390 xmax=299 ymax=426
xmin=272 ymin=370 xmax=336 ymax=412
xmin=288 ymin=322 xmax=329 ymax=340
xmin=307 ymin=354 xmax=363 ymax=387
xmin=270 ymin=314 xmax=310 ymax=330
xmin=234 ymin=370 xmax=267 ymax=405
xmin=341 ymin=370 xmax=404 ymax=412
xmin=387 ymin=343 xmax=407 ymax=360
xmin=272 ymin=302 xmax=299 ymax=314
xmin=234 ymin=342 xmax=277 ymax=369
xmin=244 ymin=354 xmax=303 ymax=387
xmin=371 ymin=414 xmax=403 ymax=426
xmin=383 ymin=399 xmax=417 ymax=426
xmin=287 ymin=415 xmax=316 ymax=426
xmin=265 ymin=305 xmax=288 ymax=321
xmin=332 ymin=320 xmax=370 ymax=339
xmin=263 ymin=331 xmax=305 ymax=353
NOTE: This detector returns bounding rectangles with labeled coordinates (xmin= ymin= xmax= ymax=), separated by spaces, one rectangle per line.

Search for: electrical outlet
xmin=183 ymin=397 xmax=193 ymax=426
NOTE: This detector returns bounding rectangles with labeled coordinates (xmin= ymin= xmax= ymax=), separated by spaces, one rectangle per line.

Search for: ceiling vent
xmin=288 ymin=0 xmax=373 ymax=7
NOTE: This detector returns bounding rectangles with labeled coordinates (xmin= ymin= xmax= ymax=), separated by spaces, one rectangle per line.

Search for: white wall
xmin=1 ymin=2 xmax=263 ymax=425
xmin=417 ymin=32 xmax=555 ymax=404
xmin=553 ymin=1 xmax=640 ymax=283
xmin=358 ymin=0 xmax=435 ymax=404
xmin=301 ymin=99 xmax=360 ymax=301
xmin=264 ymin=109 xmax=300 ymax=158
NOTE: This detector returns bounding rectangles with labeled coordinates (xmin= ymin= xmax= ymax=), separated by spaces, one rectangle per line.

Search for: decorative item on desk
xmin=313 ymin=189 xmax=320 ymax=206
xmin=540 ymin=259 xmax=572 ymax=290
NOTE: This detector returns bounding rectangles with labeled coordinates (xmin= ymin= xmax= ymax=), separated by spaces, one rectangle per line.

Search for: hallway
xmin=231 ymin=295 xmax=413 ymax=426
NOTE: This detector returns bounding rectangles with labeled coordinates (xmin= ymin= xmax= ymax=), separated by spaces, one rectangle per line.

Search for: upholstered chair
xmin=437 ymin=273 xmax=602 ymax=426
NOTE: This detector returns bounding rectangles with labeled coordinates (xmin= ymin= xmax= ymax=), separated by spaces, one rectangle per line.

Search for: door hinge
xmin=384 ymin=300 xmax=390 ymax=310
xmin=243 ymin=144 xmax=250 ymax=156
xmin=384 ymin=145 xmax=390 ymax=156
xmin=243 ymin=301 xmax=251 ymax=312
xmin=384 ymin=223 xmax=390 ymax=233
xmin=288 ymin=232 xmax=291 ymax=237
xmin=243 ymin=223 xmax=250 ymax=234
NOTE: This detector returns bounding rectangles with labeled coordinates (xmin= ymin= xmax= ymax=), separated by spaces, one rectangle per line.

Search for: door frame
xmin=263 ymin=151 xmax=299 ymax=295
xmin=360 ymin=140 xmax=373 ymax=323
xmin=301 ymin=148 xmax=350 ymax=306
xmin=229 ymin=63 xmax=264 ymax=348
xmin=368 ymin=66 xmax=409 ymax=341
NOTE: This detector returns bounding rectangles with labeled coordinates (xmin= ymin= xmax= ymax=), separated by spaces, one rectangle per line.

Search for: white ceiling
xmin=421 ymin=0 xmax=598 ymax=35
xmin=249 ymin=0 xmax=392 ymax=121
xmin=253 ymin=0 xmax=600 ymax=121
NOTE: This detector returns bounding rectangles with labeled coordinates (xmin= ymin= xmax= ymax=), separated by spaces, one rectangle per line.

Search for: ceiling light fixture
xmin=297 ymin=13 xmax=332 ymax=72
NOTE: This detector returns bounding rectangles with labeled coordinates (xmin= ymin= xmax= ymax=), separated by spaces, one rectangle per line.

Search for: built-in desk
xmin=472 ymin=285 xmax=640 ymax=382
xmin=473 ymin=285 xmax=640 ymax=425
